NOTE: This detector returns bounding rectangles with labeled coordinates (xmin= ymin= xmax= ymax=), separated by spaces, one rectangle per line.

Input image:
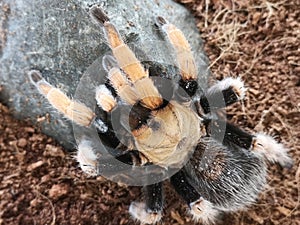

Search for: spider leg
xmin=204 ymin=118 xmax=293 ymax=168
xmin=76 ymin=137 xmax=146 ymax=176
xmin=29 ymin=70 xmax=141 ymax=166
xmin=95 ymin=84 xmax=117 ymax=112
xmin=76 ymin=139 xmax=98 ymax=176
xmin=82 ymin=117 xmax=164 ymax=222
xmin=170 ymin=169 xmax=219 ymax=224
xmin=199 ymin=77 xmax=246 ymax=114
xmin=78 ymin=135 xmax=163 ymax=224
xmin=194 ymin=76 xmax=292 ymax=167
xmin=90 ymin=6 xmax=163 ymax=110
xmin=129 ymin=182 xmax=163 ymax=224
xmin=29 ymin=70 xmax=123 ymax=150
xmin=156 ymin=16 xmax=198 ymax=97
xmin=29 ymin=70 xmax=95 ymax=127
xmin=102 ymin=55 xmax=139 ymax=105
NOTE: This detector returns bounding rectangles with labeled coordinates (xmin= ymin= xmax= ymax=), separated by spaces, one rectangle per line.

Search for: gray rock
xmin=0 ymin=0 xmax=209 ymax=149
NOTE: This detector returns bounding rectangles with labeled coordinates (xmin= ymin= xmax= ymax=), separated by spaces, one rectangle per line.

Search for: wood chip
xmin=48 ymin=184 xmax=69 ymax=199
xmin=27 ymin=160 xmax=44 ymax=171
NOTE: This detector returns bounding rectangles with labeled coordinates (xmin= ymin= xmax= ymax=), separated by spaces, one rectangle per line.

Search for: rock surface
xmin=0 ymin=0 xmax=209 ymax=149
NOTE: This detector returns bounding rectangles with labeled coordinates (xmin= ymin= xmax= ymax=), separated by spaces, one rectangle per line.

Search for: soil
xmin=0 ymin=0 xmax=299 ymax=225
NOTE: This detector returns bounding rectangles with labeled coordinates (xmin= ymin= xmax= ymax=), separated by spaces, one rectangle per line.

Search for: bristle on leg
xmin=156 ymin=17 xmax=197 ymax=80
xmin=129 ymin=202 xmax=162 ymax=224
xmin=189 ymin=198 xmax=219 ymax=225
xmin=28 ymin=70 xmax=95 ymax=127
xmin=77 ymin=140 xmax=98 ymax=176
xmin=252 ymin=133 xmax=293 ymax=168
xmin=207 ymin=77 xmax=246 ymax=100
xmin=95 ymin=85 xmax=117 ymax=112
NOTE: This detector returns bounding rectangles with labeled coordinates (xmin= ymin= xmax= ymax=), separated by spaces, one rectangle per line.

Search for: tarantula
xmin=29 ymin=5 xmax=293 ymax=224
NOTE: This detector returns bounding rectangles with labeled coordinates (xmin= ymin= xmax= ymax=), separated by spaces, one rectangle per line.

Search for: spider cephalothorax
xmin=29 ymin=5 xmax=293 ymax=224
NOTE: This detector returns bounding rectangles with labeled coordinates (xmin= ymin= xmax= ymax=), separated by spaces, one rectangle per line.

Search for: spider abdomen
xmin=188 ymin=138 xmax=267 ymax=211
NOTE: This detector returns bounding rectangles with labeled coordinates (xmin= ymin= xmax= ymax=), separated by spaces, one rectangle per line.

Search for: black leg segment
xmin=170 ymin=169 xmax=201 ymax=204
xmin=145 ymin=182 xmax=163 ymax=213
xmin=204 ymin=118 xmax=254 ymax=150
xmin=200 ymin=86 xmax=240 ymax=114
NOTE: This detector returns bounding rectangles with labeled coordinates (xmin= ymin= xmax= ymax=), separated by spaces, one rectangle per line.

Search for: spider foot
xmin=208 ymin=77 xmax=246 ymax=101
xmin=129 ymin=202 xmax=162 ymax=224
xmin=89 ymin=5 xmax=109 ymax=25
xmin=200 ymin=77 xmax=247 ymax=113
xmin=253 ymin=133 xmax=293 ymax=169
xmin=189 ymin=197 xmax=219 ymax=225
xmin=76 ymin=140 xmax=98 ymax=176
